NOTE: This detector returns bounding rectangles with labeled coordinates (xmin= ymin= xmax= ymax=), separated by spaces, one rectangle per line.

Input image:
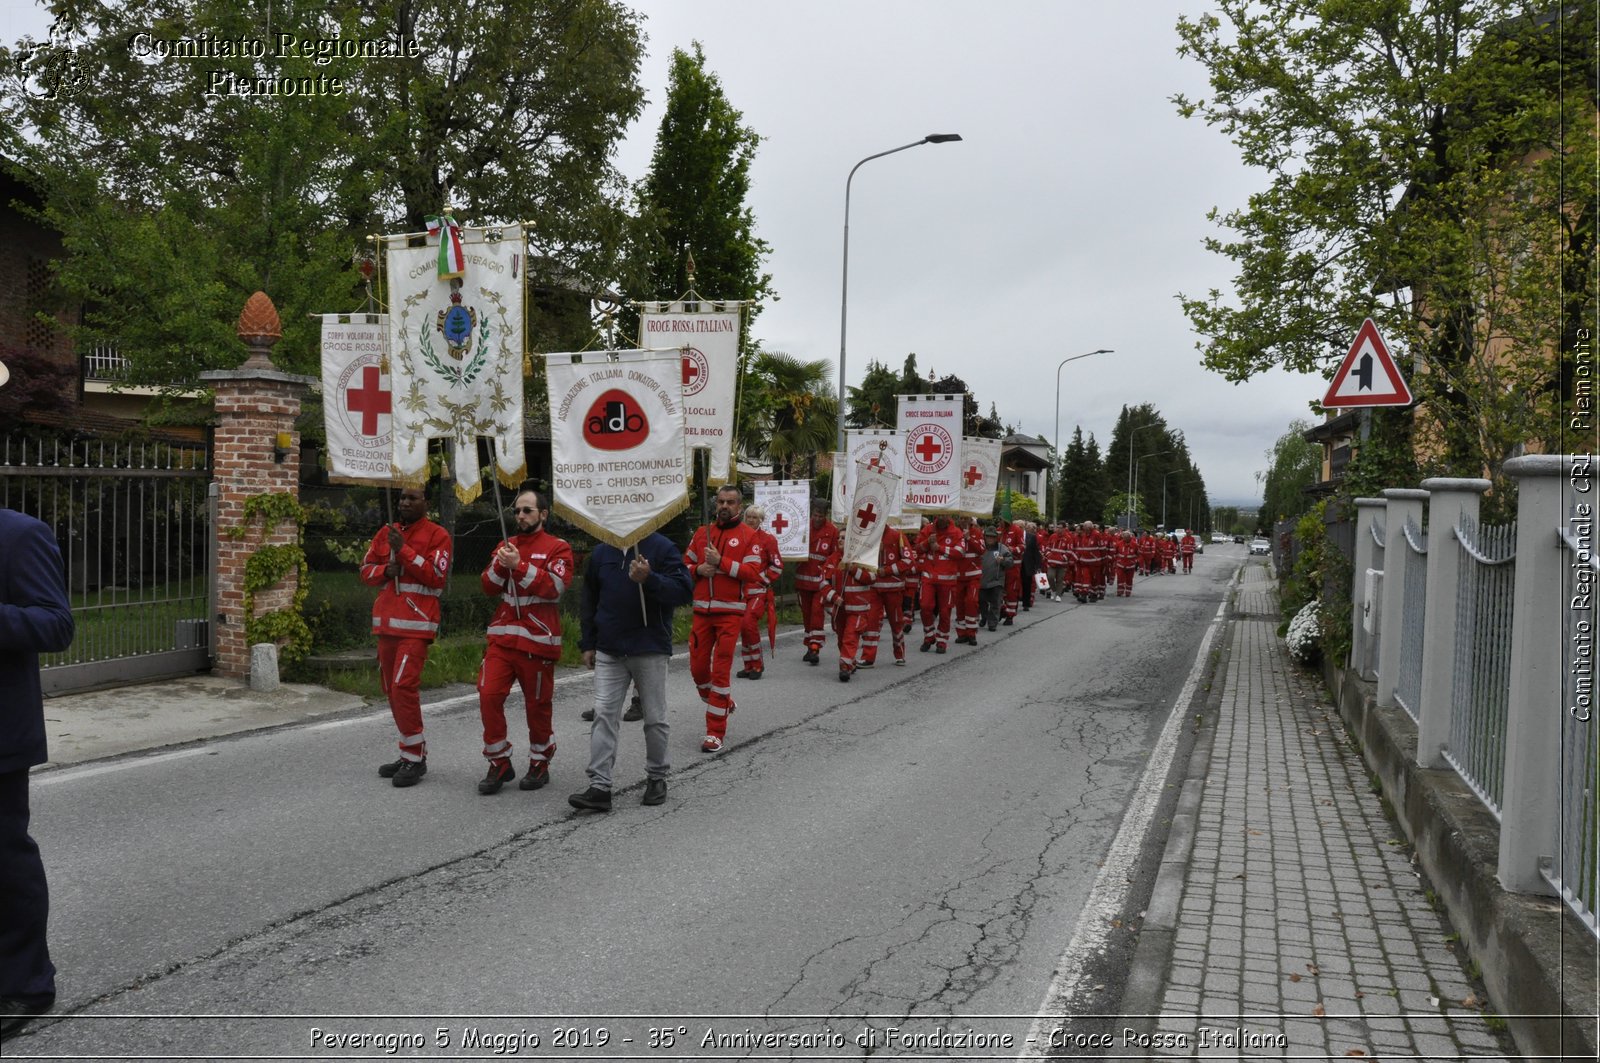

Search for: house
xmin=998 ymin=433 xmax=1051 ymax=513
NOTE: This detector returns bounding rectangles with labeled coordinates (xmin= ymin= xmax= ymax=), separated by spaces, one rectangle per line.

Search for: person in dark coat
xmin=0 ymin=498 xmax=75 ymax=1039
xmin=1020 ymin=521 xmax=1044 ymax=610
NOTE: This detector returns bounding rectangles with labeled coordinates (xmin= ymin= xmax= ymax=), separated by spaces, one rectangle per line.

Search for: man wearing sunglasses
xmin=684 ymin=485 xmax=765 ymax=753
xmin=360 ymin=484 xmax=452 ymax=788
xmin=476 ymin=490 xmax=574 ymax=795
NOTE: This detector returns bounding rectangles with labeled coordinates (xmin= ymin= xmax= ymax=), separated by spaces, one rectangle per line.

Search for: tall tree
xmin=846 ymin=358 xmax=900 ymax=428
xmin=735 ymin=350 xmax=837 ymax=480
xmin=1175 ymin=1 xmax=1596 ymax=479
xmin=1058 ymin=426 xmax=1107 ymax=524
xmin=1259 ymin=420 xmax=1323 ymax=525
xmin=630 ymin=42 xmax=772 ymax=319
xmin=1 ymin=0 xmax=646 ymax=384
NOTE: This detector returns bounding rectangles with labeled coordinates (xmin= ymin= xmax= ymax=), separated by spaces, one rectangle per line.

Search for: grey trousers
xmin=586 ymin=651 xmax=670 ymax=790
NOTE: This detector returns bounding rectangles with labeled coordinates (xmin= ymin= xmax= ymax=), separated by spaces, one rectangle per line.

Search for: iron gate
xmin=1 ymin=430 xmax=215 ymax=693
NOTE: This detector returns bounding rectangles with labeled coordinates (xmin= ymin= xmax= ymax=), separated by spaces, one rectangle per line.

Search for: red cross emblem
xmin=915 ymin=434 xmax=943 ymax=464
xmin=770 ymin=512 xmax=789 ymax=535
xmin=682 ymin=357 xmax=699 ymax=386
xmin=346 ymin=365 xmax=392 ymax=437
xmin=855 ymin=502 xmax=879 ymax=530
xmin=964 ymin=464 xmax=984 ymax=488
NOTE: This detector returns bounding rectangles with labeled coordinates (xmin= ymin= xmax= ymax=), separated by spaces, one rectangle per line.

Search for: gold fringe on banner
xmin=553 ymin=492 xmax=692 ymax=552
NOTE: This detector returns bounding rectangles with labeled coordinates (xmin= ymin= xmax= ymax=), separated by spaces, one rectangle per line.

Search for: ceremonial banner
xmin=959 ymin=436 xmax=1003 ymax=517
xmin=383 ymin=222 xmax=526 ymax=502
xmin=319 ymin=314 xmax=394 ymax=484
xmin=546 ymin=349 xmax=689 ymax=548
xmin=896 ymin=394 xmax=964 ymax=513
xmin=831 ymin=429 xmax=904 ymax=524
xmin=638 ymin=302 xmax=742 ymax=485
xmin=753 ymin=479 xmax=810 ymax=560
xmin=831 ymin=450 xmax=850 ymax=524
xmin=840 ymin=459 xmax=899 ymax=573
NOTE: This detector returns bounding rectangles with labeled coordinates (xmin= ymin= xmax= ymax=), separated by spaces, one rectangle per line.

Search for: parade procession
xmin=316 ymin=216 xmax=1215 ymax=811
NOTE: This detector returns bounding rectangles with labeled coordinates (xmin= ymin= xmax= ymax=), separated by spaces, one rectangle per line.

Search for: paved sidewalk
xmin=1131 ymin=562 xmax=1517 ymax=1060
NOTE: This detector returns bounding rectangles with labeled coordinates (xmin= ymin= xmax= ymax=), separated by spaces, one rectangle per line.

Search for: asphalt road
xmin=16 ymin=548 xmax=1242 ymax=1061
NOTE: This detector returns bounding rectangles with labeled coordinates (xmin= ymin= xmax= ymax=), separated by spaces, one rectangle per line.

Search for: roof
xmin=1303 ymin=411 xmax=1360 ymax=444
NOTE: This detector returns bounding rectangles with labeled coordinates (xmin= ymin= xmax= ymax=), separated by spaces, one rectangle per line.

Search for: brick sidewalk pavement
xmin=1139 ymin=563 xmax=1517 ymax=1060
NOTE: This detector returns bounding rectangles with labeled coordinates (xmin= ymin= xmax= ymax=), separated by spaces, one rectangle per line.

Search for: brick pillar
xmin=200 ymin=292 xmax=317 ymax=680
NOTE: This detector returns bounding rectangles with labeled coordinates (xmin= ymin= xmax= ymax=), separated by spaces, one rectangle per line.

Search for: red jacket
xmin=916 ymin=520 xmax=966 ymax=582
xmin=961 ymin=525 xmax=984 ymax=579
xmin=745 ymin=526 xmax=784 ymax=600
xmin=871 ymin=526 xmax=908 ymax=590
xmin=1180 ymin=534 xmax=1196 ymax=557
xmin=1115 ymin=536 xmax=1141 ymax=569
xmin=685 ymin=520 xmax=767 ymax=616
xmin=481 ymin=528 xmax=574 ymax=659
xmin=360 ymin=517 xmax=452 ymax=640
xmin=794 ymin=519 xmax=841 ymax=593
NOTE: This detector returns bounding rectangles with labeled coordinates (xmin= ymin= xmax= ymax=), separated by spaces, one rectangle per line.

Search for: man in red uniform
xmin=954 ymin=515 xmax=984 ymax=644
xmin=1137 ymin=532 xmax=1157 ymax=576
xmin=360 ymin=485 xmax=452 ymax=788
xmin=793 ymin=500 xmax=840 ymax=666
xmin=859 ymin=523 xmax=907 ymax=668
xmin=1114 ymin=529 xmax=1140 ymax=597
xmin=476 ymin=489 xmax=574 ymax=795
xmin=916 ymin=514 xmax=964 ymax=653
xmin=822 ymin=555 xmax=876 ymax=681
xmin=1180 ymin=531 xmax=1197 ymax=573
xmin=1072 ymin=521 xmax=1102 ymax=603
xmin=1043 ymin=522 xmax=1069 ymax=602
xmin=1160 ymin=534 xmax=1178 ymax=574
xmin=685 ymin=486 xmax=766 ymax=753
xmin=736 ymin=505 xmax=784 ymax=680
xmin=1000 ymin=518 xmax=1026 ymax=624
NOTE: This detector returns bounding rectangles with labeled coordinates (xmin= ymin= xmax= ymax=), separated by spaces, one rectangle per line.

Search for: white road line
xmin=1016 ymin=579 xmax=1234 ymax=1058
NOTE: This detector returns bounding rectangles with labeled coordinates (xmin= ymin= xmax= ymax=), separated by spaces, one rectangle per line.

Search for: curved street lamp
xmin=837 ymin=134 xmax=963 ymax=451
xmin=1051 ymin=348 xmax=1113 ymax=522
xmin=1133 ymin=449 xmax=1169 ymax=529
xmin=1124 ymin=422 xmax=1163 ymax=530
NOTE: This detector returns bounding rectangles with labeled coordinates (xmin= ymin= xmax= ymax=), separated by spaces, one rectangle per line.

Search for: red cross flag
xmin=320 ymin=314 xmax=396 ymax=484
xmin=638 ymin=302 xmax=743 ymax=485
xmin=840 ymin=458 xmax=898 ymax=572
xmin=896 ymin=394 xmax=965 ymax=514
xmin=754 ymin=479 xmax=811 ymax=560
xmin=959 ymin=435 xmax=1001 ymax=517
xmin=831 ymin=429 xmax=904 ymax=523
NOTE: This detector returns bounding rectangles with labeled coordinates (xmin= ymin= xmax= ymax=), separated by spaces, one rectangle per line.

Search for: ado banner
xmin=319 ymin=314 xmax=394 ymax=484
xmin=831 ymin=429 xmax=903 ymax=524
xmin=840 ymin=459 xmax=899 ymax=573
xmin=896 ymin=394 xmax=965 ymax=513
xmin=959 ymin=436 xmax=1002 ymax=517
xmin=753 ymin=480 xmax=810 ymax=561
xmin=383 ymin=222 xmax=526 ymax=502
xmin=638 ymin=302 xmax=742 ymax=485
xmin=546 ymin=349 xmax=689 ymax=548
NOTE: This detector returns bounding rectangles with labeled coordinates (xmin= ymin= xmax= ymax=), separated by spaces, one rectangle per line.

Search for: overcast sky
xmin=9 ymin=0 xmax=1335 ymax=506
xmin=617 ymin=0 xmax=1326 ymax=507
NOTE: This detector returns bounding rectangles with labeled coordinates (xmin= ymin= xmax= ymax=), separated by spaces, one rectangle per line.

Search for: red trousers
xmin=378 ymin=635 xmax=431 ymax=761
xmin=690 ymin=612 xmax=741 ymax=738
xmin=861 ymin=589 xmax=905 ymax=664
xmin=1116 ymin=565 xmax=1136 ymax=596
xmin=920 ymin=579 xmax=957 ymax=648
xmin=956 ymin=576 xmax=980 ymax=637
xmin=740 ymin=591 xmax=770 ymax=672
xmin=798 ymin=588 xmax=829 ymax=652
xmin=836 ymin=606 xmax=872 ymax=671
xmin=1003 ymin=566 xmax=1022 ymax=619
xmin=477 ymin=645 xmax=556 ymax=764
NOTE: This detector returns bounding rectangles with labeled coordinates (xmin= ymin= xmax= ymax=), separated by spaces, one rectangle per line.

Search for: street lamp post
xmin=1134 ymin=450 xmax=1168 ymax=529
xmin=837 ymin=133 xmax=963 ymax=452
xmin=1052 ymin=348 xmax=1113 ymax=522
xmin=1123 ymin=422 xmax=1162 ymax=530
xmin=1162 ymin=468 xmax=1189 ymax=530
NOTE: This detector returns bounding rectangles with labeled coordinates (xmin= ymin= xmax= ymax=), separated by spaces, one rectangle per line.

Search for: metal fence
xmin=1552 ymin=524 xmax=1599 ymax=936
xmin=1445 ymin=515 xmax=1516 ymax=818
xmin=1394 ymin=516 xmax=1427 ymax=723
xmin=1358 ymin=515 xmax=1386 ymax=681
xmin=0 ymin=431 xmax=214 ymax=693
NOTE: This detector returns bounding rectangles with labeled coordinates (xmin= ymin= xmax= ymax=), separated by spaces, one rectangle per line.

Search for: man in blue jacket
xmin=569 ymin=532 xmax=694 ymax=812
xmin=0 ymin=493 xmax=75 ymax=1038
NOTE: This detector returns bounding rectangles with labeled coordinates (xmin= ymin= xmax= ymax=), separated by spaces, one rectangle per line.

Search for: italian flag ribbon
xmin=425 ymin=215 xmax=466 ymax=280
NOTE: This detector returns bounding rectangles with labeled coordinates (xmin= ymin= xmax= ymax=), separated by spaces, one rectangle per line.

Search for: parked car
xmin=1233 ymin=535 xmax=1245 ymax=544
xmin=1250 ymin=537 xmax=1270 ymax=556
xmin=1211 ymin=533 xmax=1229 ymax=544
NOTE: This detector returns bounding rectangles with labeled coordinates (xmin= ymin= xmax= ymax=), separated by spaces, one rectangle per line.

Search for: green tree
xmin=1057 ymin=426 xmax=1107 ymax=524
xmin=1175 ymin=1 xmax=1596 ymax=479
xmin=736 ymin=350 xmax=837 ymax=480
xmin=1103 ymin=491 xmax=1151 ymax=531
xmin=1259 ymin=420 xmax=1323 ymax=525
xmin=629 ymin=42 xmax=772 ymax=326
xmin=846 ymin=358 xmax=901 ymax=428
xmin=1 ymin=0 xmax=646 ymax=386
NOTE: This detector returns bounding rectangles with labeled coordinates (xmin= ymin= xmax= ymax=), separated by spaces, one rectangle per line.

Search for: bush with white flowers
xmin=1285 ymin=599 xmax=1322 ymax=664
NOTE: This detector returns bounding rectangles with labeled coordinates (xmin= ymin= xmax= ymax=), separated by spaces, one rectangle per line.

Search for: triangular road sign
xmin=1323 ymin=318 xmax=1413 ymax=408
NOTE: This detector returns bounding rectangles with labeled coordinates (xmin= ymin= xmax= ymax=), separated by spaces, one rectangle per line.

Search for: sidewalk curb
xmin=1118 ymin=584 xmax=1236 ymax=1036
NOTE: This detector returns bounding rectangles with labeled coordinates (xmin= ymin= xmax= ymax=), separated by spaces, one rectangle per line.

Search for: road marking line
xmin=1016 ymin=587 xmax=1231 ymax=1058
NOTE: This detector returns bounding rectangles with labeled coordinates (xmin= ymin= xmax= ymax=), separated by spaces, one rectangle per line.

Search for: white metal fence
xmin=1444 ymin=515 xmax=1516 ymax=818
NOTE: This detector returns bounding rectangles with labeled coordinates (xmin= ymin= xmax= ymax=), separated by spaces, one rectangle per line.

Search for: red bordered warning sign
xmin=1323 ymin=318 xmax=1413 ymax=408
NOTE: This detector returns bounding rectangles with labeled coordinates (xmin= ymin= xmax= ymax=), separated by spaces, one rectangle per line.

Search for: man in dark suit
xmin=0 ymin=357 xmax=76 ymax=1040
xmin=1020 ymin=521 xmax=1045 ymax=610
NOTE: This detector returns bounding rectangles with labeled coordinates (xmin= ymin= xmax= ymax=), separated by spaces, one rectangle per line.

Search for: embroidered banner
xmin=753 ymin=479 xmax=811 ymax=561
xmin=959 ymin=435 xmax=1003 ymax=517
xmin=545 ymin=349 xmax=689 ymax=548
xmin=383 ymin=223 xmax=526 ymax=502
xmin=840 ymin=459 xmax=899 ymax=573
xmin=319 ymin=314 xmax=394 ymax=484
xmin=830 ymin=429 xmax=903 ymax=524
xmin=638 ymin=302 xmax=742 ymax=485
xmin=896 ymin=394 xmax=965 ymax=514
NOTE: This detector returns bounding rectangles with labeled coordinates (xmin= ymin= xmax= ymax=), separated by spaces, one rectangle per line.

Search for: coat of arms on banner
xmin=320 ymin=314 xmax=394 ymax=484
xmin=896 ymin=394 xmax=964 ymax=513
xmin=545 ymin=349 xmax=689 ymax=548
xmin=754 ymin=480 xmax=810 ymax=560
xmin=383 ymin=221 xmax=526 ymax=502
xmin=834 ymin=430 xmax=904 ymax=524
xmin=841 ymin=460 xmax=898 ymax=572
xmin=960 ymin=436 xmax=1002 ymax=517
xmin=638 ymin=302 xmax=742 ymax=485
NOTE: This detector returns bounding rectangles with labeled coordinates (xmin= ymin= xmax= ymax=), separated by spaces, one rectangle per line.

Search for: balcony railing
xmin=82 ymin=343 xmax=130 ymax=382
